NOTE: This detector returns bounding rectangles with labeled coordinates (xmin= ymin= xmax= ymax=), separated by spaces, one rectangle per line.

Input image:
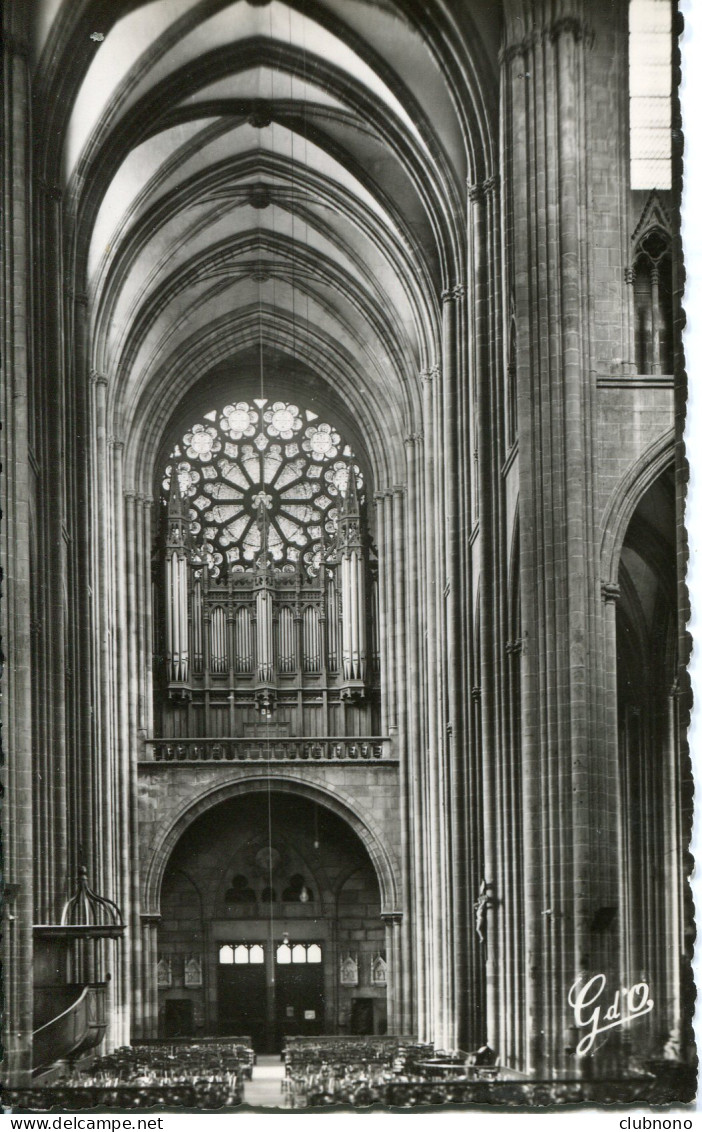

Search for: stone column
xmin=502 ymin=0 xmax=619 ymax=1075
xmin=382 ymin=913 xmax=403 ymax=1035
xmin=37 ymin=172 xmax=69 ymax=926
xmin=420 ymin=367 xmax=443 ymax=1043
xmin=126 ymin=491 xmax=144 ymax=1037
xmin=441 ymin=284 xmax=469 ymax=1051
xmin=1 ymin=11 xmax=34 ymax=1085
xmin=402 ymin=434 xmax=423 ymax=1037
xmin=141 ymin=914 xmax=161 ymax=1038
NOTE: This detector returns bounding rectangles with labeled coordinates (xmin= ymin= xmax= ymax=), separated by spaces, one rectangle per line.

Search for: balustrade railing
xmin=143 ymin=737 xmax=395 ymax=764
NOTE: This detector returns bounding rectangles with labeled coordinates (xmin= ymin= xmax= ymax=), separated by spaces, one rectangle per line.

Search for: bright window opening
xmin=275 ymin=942 xmax=323 ymax=965
xmin=219 ymin=943 xmax=265 ymax=965
xmin=629 ymin=0 xmax=672 ymax=189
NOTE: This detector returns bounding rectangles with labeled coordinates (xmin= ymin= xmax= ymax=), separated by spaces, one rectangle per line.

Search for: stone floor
xmin=242 ymin=1053 xmax=288 ymax=1109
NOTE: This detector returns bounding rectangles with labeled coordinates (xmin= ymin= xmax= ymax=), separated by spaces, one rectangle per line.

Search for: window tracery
xmin=631 ymin=196 xmax=673 ymax=375
xmin=162 ymin=398 xmax=364 ymax=579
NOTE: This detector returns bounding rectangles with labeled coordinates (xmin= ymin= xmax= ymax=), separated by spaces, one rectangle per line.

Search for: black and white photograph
xmin=1 ymin=0 xmax=699 ymax=1117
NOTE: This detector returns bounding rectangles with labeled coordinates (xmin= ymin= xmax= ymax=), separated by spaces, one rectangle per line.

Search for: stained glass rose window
xmin=183 ymin=424 xmax=220 ymax=462
xmin=263 ymin=401 xmax=303 ymax=439
xmin=163 ymin=399 xmax=363 ymax=577
xmin=303 ymin=422 xmax=340 ymax=461
xmin=221 ymin=402 xmax=257 ymax=439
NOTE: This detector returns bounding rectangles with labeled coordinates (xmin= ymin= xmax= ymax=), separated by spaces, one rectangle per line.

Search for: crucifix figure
xmin=474 ymin=879 xmax=492 ymax=945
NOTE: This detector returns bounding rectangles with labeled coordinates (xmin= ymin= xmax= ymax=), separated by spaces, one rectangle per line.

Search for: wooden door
xmin=274 ymin=960 xmax=325 ymax=1046
xmin=217 ymin=962 xmax=268 ymax=1049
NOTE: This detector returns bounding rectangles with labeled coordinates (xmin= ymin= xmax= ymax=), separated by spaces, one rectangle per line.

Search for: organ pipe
xmin=235 ymin=606 xmax=253 ymax=672
xmin=337 ymin=468 xmax=367 ymax=690
xmin=191 ymin=577 xmax=203 ymax=674
xmin=162 ymin=468 xmax=370 ymax=704
xmin=165 ymin=478 xmax=190 ymax=686
xmin=211 ymin=606 xmax=228 ymax=674
xmin=256 ymin=588 xmax=274 ymax=683
xmin=340 ymin=550 xmax=366 ymax=682
xmin=326 ymin=573 xmax=339 ymax=670
xmin=303 ymin=606 xmax=321 ymax=672
xmin=278 ymin=606 xmax=295 ymax=672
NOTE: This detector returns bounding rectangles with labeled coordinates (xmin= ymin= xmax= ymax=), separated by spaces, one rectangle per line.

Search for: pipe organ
xmin=159 ymin=469 xmax=378 ymax=737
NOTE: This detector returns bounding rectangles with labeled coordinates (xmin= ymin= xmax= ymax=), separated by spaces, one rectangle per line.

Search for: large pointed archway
xmin=141 ymin=780 xmax=402 ymax=1047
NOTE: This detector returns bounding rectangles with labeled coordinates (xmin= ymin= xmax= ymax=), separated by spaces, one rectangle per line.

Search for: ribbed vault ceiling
xmin=31 ymin=0 xmax=499 ymax=489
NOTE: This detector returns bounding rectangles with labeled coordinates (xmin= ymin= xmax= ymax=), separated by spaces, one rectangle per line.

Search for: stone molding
xmin=601 ymin=581 xmax=621 ymax=604
xmin=499 ymin=17 xmax=592 ymax=65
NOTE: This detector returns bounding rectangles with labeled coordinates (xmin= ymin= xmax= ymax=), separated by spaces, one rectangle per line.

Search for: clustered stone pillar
xmin=1 ymin=10 xmax=34 ymax=1087
xmin=501 ymin=0 xmax=621 ymax=1075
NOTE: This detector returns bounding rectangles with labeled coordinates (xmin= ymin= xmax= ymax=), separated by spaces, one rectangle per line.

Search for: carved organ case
xmin=155 ymin=398 xmax=380 ymax=739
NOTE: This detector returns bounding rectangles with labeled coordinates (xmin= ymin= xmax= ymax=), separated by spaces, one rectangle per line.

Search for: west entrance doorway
xmin=217 ymin=940 xmax=324 ymax=1052
xmin=156 ymin=792 xmax=390 ymax=1049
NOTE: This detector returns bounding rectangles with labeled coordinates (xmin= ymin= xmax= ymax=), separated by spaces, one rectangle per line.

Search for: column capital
xmin=381 ymin=911 xmax=403 ymax=926
xmin=109 ymin=435 xmax=125 ymax=451
xmin=499 ymin=40 xmax=529 ymax=66
xmin=601 ymin=581 xmax=621 ymax=604
xmin=404 ymin=432 xmax=423 ymax=447
xmin=419 ymin=364 xmax=440 ymax=385
xmin=124 ymin=490 xmax=136 ymax=502
xmin=468 ymin=174 xmax=500 ymax=202
xmin=392 ymin=484 xmax=406 ymax=497
xmin=548 ymin=16 xmax=589 ymax=45
xmin=500 ymin=16 xmax=591 ymax=64
xmin=66 ymin=285 xmax=89 ymax=306
xmin=441 ymin=283 xmax=466 ymax=304
xmin=90 ymin=370 xmax=109 ymax=386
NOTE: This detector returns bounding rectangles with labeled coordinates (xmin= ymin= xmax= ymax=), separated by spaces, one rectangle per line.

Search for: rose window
xmin=163 ymin=398 xmax=363 ymax=578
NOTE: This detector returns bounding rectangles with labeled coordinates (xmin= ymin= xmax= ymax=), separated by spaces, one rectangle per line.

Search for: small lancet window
xmin=219 ymin=945 xmax=234 ymax=965
xmin=633 ymin=226 xmax=673 ymax=375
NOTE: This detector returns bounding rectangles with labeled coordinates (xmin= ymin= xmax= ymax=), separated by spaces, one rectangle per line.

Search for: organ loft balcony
xmin=140 ymin=736 xmax=396 ymax=765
